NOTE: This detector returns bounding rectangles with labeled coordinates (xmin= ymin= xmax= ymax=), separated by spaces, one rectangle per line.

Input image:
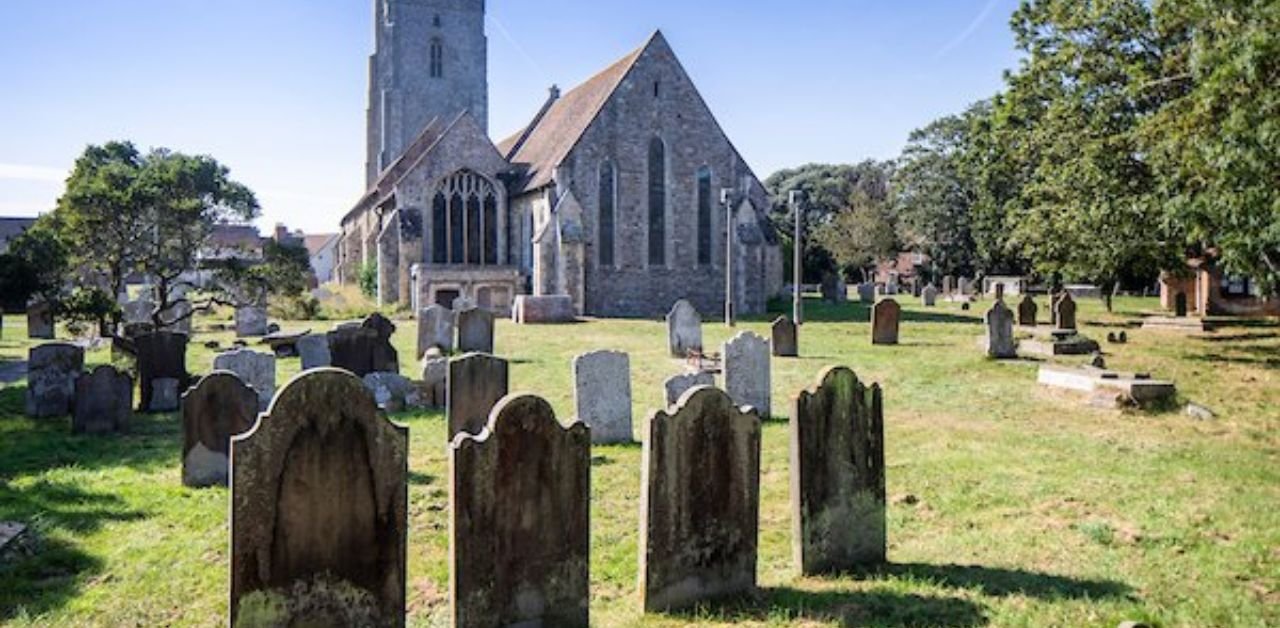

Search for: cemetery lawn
xmin=1 ymin=296 xmax=1277 ymax=627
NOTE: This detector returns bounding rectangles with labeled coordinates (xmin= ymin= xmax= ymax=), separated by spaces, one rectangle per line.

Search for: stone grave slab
xmin=25 ymin=342 xmax=84 ymax=418
xmin=724 ymin=331 xmax=771 ymax=417
xmin=572 ymin=350 xmax=632 ymax=444
xmin=214 ymin=349 xmax=277 ymax=409
xmin=771 ymin=316 xmax=798 ymax=358
xmin=665 ymin=300 xmax=702 ymax=358
xmin=72 ymin=365 xmax=132 ymax=434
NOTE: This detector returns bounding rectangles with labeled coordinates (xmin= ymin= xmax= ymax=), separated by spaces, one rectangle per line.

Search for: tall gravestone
xmin=871 ymin=299 xmax=901 ymax=345
xmin=297 ymin=334 xmax=332 ymax=370
xmin=921 ymin=284 xmax=938 ymax=307
xmin=135 ymin=332 xmax=190 ymax=413
xmin=1054 ymin=293 xmax=1078 ymax=330
xmin=230 ymin=369 xmax=408 ymax=627
xmin=25 ymin=343 xmax=84 ymax=418
xmin=724 ymin=331 xmax=771 ymax=417
xmin=771 ymin=316 xmax=798 ymax=358
xmin=417 ymin=305 xmax=455 ymax=358
xmin=985 ymin=300 xmax=1018 ymax=359
xmin=942 ymin=276 xmax=956 ymax=295
xmin=26 ymin=301 xmax=55 ymax=340
xmin=213 ymin=349 xmax=277 ymax=409
xmin=182 ymin=372 xmax=258 ymax=487
xmin=663 ymin=372 xmax=715 ymax=407
xmin=448 ymin=353 xmax=509 ymax=441
xmin=665 ymin=299 xmax=702 ymax=358
xmin=451 ymin=394 xmax=590 ymax=627
xmin=456 ymin=308 xmax=495 ymax=355
xmin=640 ymin=386 xmax=761 ymax=613
xmin=572 ymin=350 xmax=632 ymax=444
xmin=72 ymin=366 xmax=132 ymax=435
xmin=1018 ymin=295 xmax=1038 ymax=326
xmin=791 ymin=366 xmax=885 ymax=574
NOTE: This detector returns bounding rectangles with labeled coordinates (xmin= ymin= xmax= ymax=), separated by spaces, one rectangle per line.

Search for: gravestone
xmin=122 ymin=297 xmax=153 ymax=325
xmin=640 ymin=386 xmax=761 ymax=613
xmin=1054 ymin=293 xmax=1078 ymax=330
xmin=417 ymin=305 xmax=454 ymax=358
xmin=363 ymin=313 xmax=400 ymax=373
xmin=791 ymin=366 xmax=885 ymax=574
xmin=994 ymin=283 xmax=1006 ymax=301
xmin=151 ymin=378 xmax=181 ymax=412
xmin=362 ymin=372 xmax=422 ymax=413
xmin=451 ymin=395 xmax=590 ymax=627
xmin=135 ymin=331 xmax=189 ymax=413
xmin=1018 ymin=295 xmax=1038 ymax=326
xmin=448 ymin=353 xmax=509 ymax=441
xmin=419 ymin=354 xmax=448 ymax=408
xmin=958 ymin=277 xmax=973 ymax=295
xmin=230 ymin=369 xmax=407 ymax=627
xmin=985 ymin=300 xmax=1017 ymax=359
xmin=942 ymin=275 xmax=956 ymax=295
xmin=663 ymin=372 xmax=715 ymax=407
xmin=771 ymin=316 xmax=798 ymax=358
xmin=26 ymin=301 xmax=54 ymax=340
xmin=857 ymin=283 xmax=875 ymax=304
xmin=724 ymin=331 xmax=771 ymax=417
xmin=456 ymin=308 xmax=495 ymax=355
xmin=234 ymin=305 xmax=269 ymax=338
xmin=1174 ymin=292 xmax=1188 ymax=317
xmin=572 ymin=350 xmax=632 ymax=444
xmin=512 ymin=295 xmax=576 ymax=324
xmin=25 ymin=343 xmax=84 ymax=418
xmin=181 ymin=372 xmax=258 ymax=487
xmin=820 ymin=273 xmax=846 ymax=304
xmin=665 ymin=300 xmax=702 ymax=358
xmin=72 ymin=365 xmax=132 ymax=435
xmin=921 ymin=284 xmax=938 ymax=307
xmin=328 ymin=314 xmax=398 ymax=377
xmin=871 ymin=299 xmax=901 ymax=345
xmin=297 ymin=334 xmax=332 ymax=370
xmin=213 ymin=349 xmax=276 ymax=409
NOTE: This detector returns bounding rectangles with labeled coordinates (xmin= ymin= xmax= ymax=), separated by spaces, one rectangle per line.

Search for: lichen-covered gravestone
xmin=663 ymin=372 xmax=714 ymax=407
xmin=230 ymin=369 xmax=408 ymax=627
xmin=73 ymin=365 xmax=132 ymax=434
xmin=135 ymin=331 xmax=189 ymax=413
xmin=456 ymin=308 xmax=495 ymax=354
xmin=448 ymin=353 xmax=509 ymax=441
xmin=235 ymin=305 xmax=269 ymax=338
xmin=297 ymin=334 xmax=332 ymax=370
xmin=1018 ymin=295 xmax=1038 ymax=327
xmin=921 ymin=283 xmax=938 ymax=307
xmin=985 ymin=300 xmax=1018 ymax=359
xmin=182 ymin=372 xmax=258 ymax=487
xmin=1054 ymin=293 xmax=1078 ymax=330
xmin=665 ymin=299 xmax=702 ymax=358
xmin=25 ymin=342 xmax=84 ymax=418
xmin=26 ymin=301 xmax=55 ymax=339
xmin=213 ymin=349 xmax=277 ymax=409
xmin=417 ymin=305 xmax=454 ymax=358
xmin=640 ymin=386 xmax=761 ymax=613
xmin=572 ymin=350 xmax=632 ymax=444
xmin=871 ymin=299 xmax=901 ymax=345
xmin=771 ymin=316 xmax=798 ymax=358
xmin=451 ymin=395 xmax=590 ymax=627
xmin=791 ymin=366 xmax=885 ymax=574
xmin=724 ymin=331 xmax=771 ymax=417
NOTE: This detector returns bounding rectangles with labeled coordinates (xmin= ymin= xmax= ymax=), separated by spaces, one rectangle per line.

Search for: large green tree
xmin=813 ymin=189 xmax=899 ymax=283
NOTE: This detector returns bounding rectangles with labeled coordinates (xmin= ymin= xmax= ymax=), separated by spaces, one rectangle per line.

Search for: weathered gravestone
xmin=417 ymin=305 xmax=454 ymax=358
xmin=572 ymin=350 xmax=632 ymax=444
xmin=213 ymin=349 xmax=276 ymax=409
xmin=451 ymin=394 xmax=590 ymax=627
xmin=297 ymin=334 xmax=332 ymax=370
xmin=871 ymin=299 xmax=901 ymax=345
xmin=1054 ymin=293 xmax=1078 ymax=330
xmin=230 ymin=369 xmax=408 ymax=627
xmin=419 ymin=353 xmax=448 ymax=408
xmin=26 ymin=301 xmax=54 ymax=340
xmin=665 ymin=299 xmax=702 ymax=358
xmin=724 ymin=331 xmax=771 ymax=417
xmin=448 ymin=353 xmax=509 ymax=441
xmin=791 ymin=366 xmax=885 ymax=574
xmin=234 ymin=305 xmax=269 ymax=338
xmin=328 ymin=314 xmax=399 ymax=377
xmin=135 ymin=332 xmax=189 ymax=413
xmin=942 ymin=275 xmax=956 ymax=295
xmin=362 ymin=372 xmax=422 ymax=413
xmin=363 ymin=313 xmax=400 ymax=372
xmin=663 ymin=372 xmax=715 ymax=407
xmin=771 ymin=316 xmax=798 ymax=358
xmin=25 ymin=342 xmax=84 ymax=418
xmin=985 ymin=300 xmax=1018 ymax=359
xmin=122 ymin=297 xmax=153 ymax=325
xmin=1018 ymin=295 xmax=1038 ymax=326
xmin=456 ymin=308 xmax=495 ymax=355
xmin=958 ymin=277 xmax=973 ymax=295
xmin=921 ymin=283 xmax=938 ymax=307
xmin=181 ymin=372 xmax=258 ymax=487
xmin=640 ymin=386 xmax=761 ymax=613
xmin=151 ymin=378 xmax=181 ymax=412
xmin=1174 ymin=292 xmax=1188 ymax=317
xmin=820 ymin=273 xmax=846 ymax=304
xmin=72 ymin=365 xmax=132 ymax=435
xmin=857 ymin=283 xmax=875 ymax=305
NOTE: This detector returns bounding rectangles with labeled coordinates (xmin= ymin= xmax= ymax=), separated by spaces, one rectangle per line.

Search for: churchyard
xmin=0 ymin=294 xmax=1276 ymax=627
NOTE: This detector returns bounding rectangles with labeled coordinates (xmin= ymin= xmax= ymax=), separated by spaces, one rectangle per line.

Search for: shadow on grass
xmin=1207 ymin=318 xmax=1280 ymax=331
xmin=659 ymin=586 xmax=987 ymax=627
xmin=1199 ymin=332 xmax=1280 ymax=343
xmin=873 ymin=562 xmax=1133 ymax=601
xmin=1189 ymin=352 xmax=1280 ymax=370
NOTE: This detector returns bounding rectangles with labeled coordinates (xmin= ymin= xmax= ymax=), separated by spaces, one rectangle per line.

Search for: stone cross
xmin=451 ymin=394 xmax=590 ymax=627
xmin=985 ymin=300 xmax=1018 ymax=359
xmin=724 ymin=330 xmax=771 ymax=417
xmin=135 ymin=331 xmax=190 ymax=413
xmin=456 ymin=308 xmax=495 ymax=354
xmin=448 ymin=353 xmax=509 ymax=441
xmin=417 ymin=305 xmax=455 ymax=358
xmin=213 ymin=349 xmax=276 ymax=409
xmin=230 ymin=369 xmax=407 ymax=627
xmin=1054 ymin=293 xmax=1078 ymax=330
xmin=73 ymin=365 xmax=132 ymax=435
xmin=1018 ymin=295 xmax=1038 ymax=327
xmin=770 ymin=316 xmax=798 ymax=358
xmin=665 ymin=299 xmax=702 ymax=358
xmin=921 ymin=284 xmax=938 ymax=307
xmin=871 ymin=299 xmax=901 ymax=345
xmin=181 ymin=372 xmax=258 ymax=487
xmin=572 ymin=350 xmax=633 ymax=444
xmin=25 ymin=342 xmax=84 ymax=418
xmin=663 ymin=372 xmax=715 ymax=407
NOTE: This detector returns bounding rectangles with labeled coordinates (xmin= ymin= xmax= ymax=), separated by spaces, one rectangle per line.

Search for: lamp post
xmin=721 ymin=188 xmax=736 ymax=327
xmin=789 ymin=190 xmax=804 ymax=325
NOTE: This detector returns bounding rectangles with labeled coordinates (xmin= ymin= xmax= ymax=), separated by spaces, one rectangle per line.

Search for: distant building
xmin=874 ymin=251 xmax=930 ymax=286
xmin=1161 ymin=256 xmax=1279 ymax=317
xmin=305 ymin=233 xmax=339 ymax=285
xmin=0 ymin=217 xmax=37 ymax=255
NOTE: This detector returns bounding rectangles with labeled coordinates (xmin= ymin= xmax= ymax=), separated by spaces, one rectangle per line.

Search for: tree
xmin=813 ymin=190 xmax=899 ymax=283
xmin=892 ymin=107 xmax=980 ymax=278
xmin=0 ymin=218 xmax=70 ymax=312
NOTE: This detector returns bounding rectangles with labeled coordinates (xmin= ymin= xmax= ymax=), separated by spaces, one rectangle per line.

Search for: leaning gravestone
xmin=791 ymin=366 xmax=885 ymax=574
xmin=135 ymin=332 xmax=189 ymax=413
xmin=26 ymin=301 xmax=54 ymax=340
xmin=985 ymin=300 xmax=1017 ymax=359
xmin=72 ymin=365 xmax=132 ymax=434
xmin=871 ymin=299 xmax=901 ymax=345
xmin=1054 ymin=293 xmax=1078 ymax=330
xmin=297 ymin=334 xmax=332 ymax=370
xmin=724 ymin=331 xmax=771 ymax=417
xmin=448 ymin=353 xmax=509 ymax=441
xmin=451 ymin=394 xmax=590 ymax=627
xmin=1018 ymin=295 xmax=1038 ymax=326
xmin=771 ymin=316 xmax=798 ymax=358
xmin=213 ymin=349 xmax=276 ymax=409
xmin=640 ymin=386 xmax=761 ymax=613
xmin=921 ymin=283 xmax=938 ymax=307
xmin=181 ymin=372 xmax=258 ymax=488
xmin=456 ymin=308 xmax=495 ymax=355
xmin=665 ymin=299 xmax=702 ymax=358
xmin=230 ymin=369 xmax=407 ymax=627
xmin=25 ymin=343 xmax=84 ymax=418
xmin=572 ymin=350 xmax=632 ymax=444
xmin=663 ymin=372 xmax=715 ymax=407
xmin=417 ymin=305 xmax=455 ymax=358
xmin=235 ymin=305 xmax=269 ymax=337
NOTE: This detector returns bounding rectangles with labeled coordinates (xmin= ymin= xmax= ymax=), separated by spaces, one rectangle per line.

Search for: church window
xmin=697 ymin=166 xmax=712 ymax=266
xmin=648 ymin=137 xmax=667 ymax=266
xmin=432 ymin=192 xmax=448 ymax=264
xmin=449 ymin=192 xmax=465 ymax=263
xmin=430 ymin=39 xmax=444 ymax=78
xmin=483 ymin=196 xmax=498 ymax=265
xmin=466 ymin=196 xmax=482 ymax=264
xmin=433 ymin=14 xmax=442 ymax=28
xmin=435 ymin=170 xmax=500 ymax=266
xmin=598 ymin=161 xmax=616 ymax=267
xmin=653 ymin=80 xmax=661 ymax=98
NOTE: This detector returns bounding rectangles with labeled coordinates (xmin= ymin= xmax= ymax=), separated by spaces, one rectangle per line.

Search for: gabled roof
xmin=303 ymin=233 xmax=338 ymax=256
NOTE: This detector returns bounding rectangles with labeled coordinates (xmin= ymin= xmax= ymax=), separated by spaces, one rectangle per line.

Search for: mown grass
xmin=1 ymin=296 xmax=1277 ymax=626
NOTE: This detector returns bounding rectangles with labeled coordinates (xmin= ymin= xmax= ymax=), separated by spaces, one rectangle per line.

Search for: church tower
xmin=366 ymin=0 xmax=489 ymax=187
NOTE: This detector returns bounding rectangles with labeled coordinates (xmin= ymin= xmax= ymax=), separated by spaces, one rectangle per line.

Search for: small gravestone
xmin=420 ymin=355 xmax=448 ymax=408
xmin=1054 ymin=293 xmax=1078 ymax=330
xmin=362 ymin=372 xmax=422 ymax=413
xmin=958 ymin=277 xmax=972 ymax=295
xmin=26 ymin=301 xmax=55 ymax=339
xmin=234 ymin=305 xmax=269 ymax=337
xmin=771 ymin=316 xmax=798 ymax=358
xmin=230 ymin=369 xmax=407 ymax=627
xmin=857 ymin=283 xmax=875 ymax=304
xmin=1018 ymin=295 xmax=1038 ymax=326
xmin=791 ymin=366 xmax=885 ymax=574
xmin=72 ymin=365 xmax=132 ymax=434
xmin=213 ymin=349 xmax=276 ymax=409
xmin=135 ymin=331 xmax=189 ymax=413
xmin=820 ymin=273 xmax=846 ymax=304
xmin=451 ymin=395 xmax=590 ymax=627
xmin=25 ymin=342 xmax=84 ymax=418
xmin=871 ymin=299 xmax=901 ymax=345
xmin=573 ymin=350 xmax=632 ymax=444
xmin=456 ymin=308 xmax=495 ymax=355
xmin=665 ymin=300 xmax=702 ymax=358
xmin=151 ymin=378 xmax=181 ymax=412
xmin=448 ymin=353 xmax=509 ymax=440
xmin=123 ymin=297 xmax=153 ymax=325
xmin=297 ymin=334 xmax=332 ymax=370
xmin=664 ymin=372 xmax=715 ymax=407
xmin=640 ymin=386 xmax=761 ymax=613
xmin=181 ymin=372 xmax=258 ymax=487
xmin=921 ymin=283 xmax=938 ymax=307
xmin=942 ymin=275 xmax=956 ymax=295
xmin=724 ymin=331 xmax=771 ymax=417
xmin=1174 ymin=292 xmax=1188 ymax=317
xmin=417 ymin=305 xmax=454 ymax=358
xmin=985 ymin=300 xmax=1017 ymax=359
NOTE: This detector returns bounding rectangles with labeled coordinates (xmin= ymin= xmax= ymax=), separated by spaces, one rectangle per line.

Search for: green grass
xmin=1 ymin=296 xmax=1277 ymax=626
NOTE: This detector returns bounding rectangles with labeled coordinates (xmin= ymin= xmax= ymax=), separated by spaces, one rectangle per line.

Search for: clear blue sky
xmin=0 ymin=0 xmax=1021 ymax=234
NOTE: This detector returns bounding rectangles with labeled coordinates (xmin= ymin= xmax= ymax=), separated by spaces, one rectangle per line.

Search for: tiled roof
xmin=303 ymin=233 xmax=338 ymax=256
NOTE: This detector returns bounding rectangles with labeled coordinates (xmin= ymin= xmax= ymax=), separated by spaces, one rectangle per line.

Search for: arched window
xmin=697 ymin=166 xmax=712 ymax=266
xmin=433 ymin=170 xmax=498 ymax=266
xmin=648 ymin=138 xmax=666 ymax=266
xmin=430 ymin=39 xmax=444 ymax=78
xmin=598 ymin=160 xmax=616 ymax=267
xmin=431 ymin=192 xmax=448 ymax=263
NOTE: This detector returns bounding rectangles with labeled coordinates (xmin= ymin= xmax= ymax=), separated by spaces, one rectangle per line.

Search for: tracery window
xmin=430 ymin=170 xmax=498 ymax=266
xmin=430 ymin=39 xmax=444 ymax=78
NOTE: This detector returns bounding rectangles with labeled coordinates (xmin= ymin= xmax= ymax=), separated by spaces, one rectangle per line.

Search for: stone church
xmin=336 ymin=0 xmax=783 ymax=317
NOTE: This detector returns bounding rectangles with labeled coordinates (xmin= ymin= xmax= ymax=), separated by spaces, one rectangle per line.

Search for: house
xmin=305 ymin=233 xmax=339 ymax=285
xmin=1160 ymin=256 xmax=1279 ymax=317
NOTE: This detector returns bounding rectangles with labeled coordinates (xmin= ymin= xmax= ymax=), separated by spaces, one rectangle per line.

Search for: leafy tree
xmin=358 ymin=261 xmax=379 ymax=300
xmin=813 ymin=190 xmax=899 ymax=283
xmin=0 ymin=218 xmax=70 ymax=312
xmin=892 ymin=107 xmax=980 ymax=278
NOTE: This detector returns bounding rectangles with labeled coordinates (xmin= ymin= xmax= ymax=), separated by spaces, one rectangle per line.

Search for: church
xmin=336 ymin=0 xmax=783 ymax=318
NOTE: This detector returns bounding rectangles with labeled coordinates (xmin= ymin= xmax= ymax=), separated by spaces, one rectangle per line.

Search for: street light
xmin=789 ymin=190 xmax=805 ymax=325
xmin=721 ymin=188 xmax=737 ymax=327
